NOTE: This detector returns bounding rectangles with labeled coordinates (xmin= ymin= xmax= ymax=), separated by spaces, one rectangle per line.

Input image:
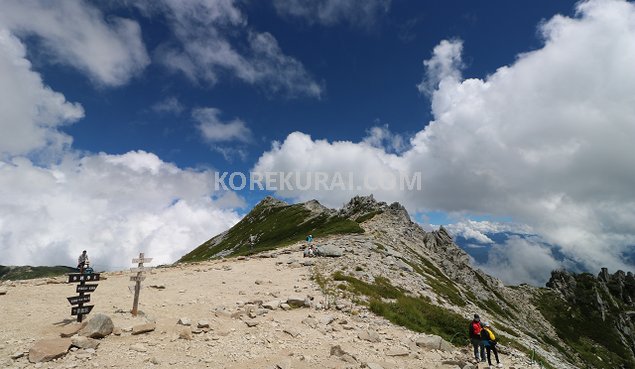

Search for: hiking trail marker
xmin=130 ymin=252 xmax=152 ymax=316
xmin=67 ymin=272 xmax=100 ymax=322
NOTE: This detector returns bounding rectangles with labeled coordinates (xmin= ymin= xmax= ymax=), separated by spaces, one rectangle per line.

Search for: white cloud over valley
xmin=253 ymin=0 xmax=635 ymax=281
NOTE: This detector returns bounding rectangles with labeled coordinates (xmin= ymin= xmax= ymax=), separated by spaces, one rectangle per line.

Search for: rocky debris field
xmin=1 ymin=246 xmax=547 ymax=369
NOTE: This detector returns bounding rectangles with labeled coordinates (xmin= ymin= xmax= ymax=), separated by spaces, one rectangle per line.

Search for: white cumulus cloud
xmin=253 ymin=0 xmax=635 ymax=281
xmin=0 ymin=0 xmax=149 ymax=87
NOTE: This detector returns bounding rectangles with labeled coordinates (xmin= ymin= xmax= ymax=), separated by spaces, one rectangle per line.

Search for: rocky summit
xmin=1 ymin=195 xmax=634 ymax=369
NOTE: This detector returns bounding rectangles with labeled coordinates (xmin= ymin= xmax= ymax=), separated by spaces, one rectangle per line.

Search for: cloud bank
xmin=253 ymin=0 xmax=635 ymax=282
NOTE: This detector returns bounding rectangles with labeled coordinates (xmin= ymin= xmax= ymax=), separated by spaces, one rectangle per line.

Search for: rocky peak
xmin=339 ymin=194 xmax=387 ymax=219
xmin=256 ymin=196 xmax=287 ymax=209
xmin=302 ymin=199 xmax=330 ymax=215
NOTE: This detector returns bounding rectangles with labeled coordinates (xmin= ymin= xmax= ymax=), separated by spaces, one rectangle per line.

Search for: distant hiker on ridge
xmin=469 ymin=314 xmax=485 ymax=363
xmin=77 ymin=250 xmax=90 ymax=274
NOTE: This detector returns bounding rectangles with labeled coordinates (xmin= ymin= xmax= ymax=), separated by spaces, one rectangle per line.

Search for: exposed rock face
xmin=79 ymin=313 xmax=114 ymax=338
xmin=29 ymin=338 xmax=71 ymax=363
xmin=545 ymin=268 xmax=635 ymax=366
xmin=338 ymin=194 xmax=386 ymax=219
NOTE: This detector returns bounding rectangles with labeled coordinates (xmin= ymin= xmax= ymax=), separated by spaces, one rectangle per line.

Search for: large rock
xmin=28 ymin=338 xmax=71 ymax=363
xmin=79 ymin=313 xmax=114 ymax=338
xmin=415 ymin=334 xmax=454 ymax=351
xmin=316 ymin=245 xmax=343 ymax=257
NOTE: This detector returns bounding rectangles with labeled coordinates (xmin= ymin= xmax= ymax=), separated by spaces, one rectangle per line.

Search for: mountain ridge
xmin=179 ymin=194 xmax=635 ymax=369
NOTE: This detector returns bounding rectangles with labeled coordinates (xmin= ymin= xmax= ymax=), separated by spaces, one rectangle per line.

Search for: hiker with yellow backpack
xmin=480 ymin=322 xmax=502 ymax=368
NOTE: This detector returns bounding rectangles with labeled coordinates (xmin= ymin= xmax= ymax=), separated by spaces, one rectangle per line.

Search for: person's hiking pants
xmin=471 ymin=338 xmax=485 ymax=360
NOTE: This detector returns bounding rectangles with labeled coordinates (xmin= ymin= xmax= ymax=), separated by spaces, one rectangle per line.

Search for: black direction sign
xmin=67 ymin=294 xmax=91 ymax=305
xmin=71 ymin=305 xmax=94 ymax=316
xmin=76 ymin=284 xmax=98 ymax=293
xmin=68 ymin=273 xmax=100 ymax=283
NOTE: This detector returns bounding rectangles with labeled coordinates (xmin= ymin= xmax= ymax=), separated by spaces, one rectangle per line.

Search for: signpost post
xmin=67 ymin=272 xmax=99 ymax=322
xmin=130 ymin=252 xmax=152 ymax=316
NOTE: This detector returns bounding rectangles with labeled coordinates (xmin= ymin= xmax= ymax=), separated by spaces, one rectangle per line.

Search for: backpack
xmin=485 ymin=328 xmax=496 ymax=341
xmin=471 ymin=321 xmax=482 ymax=336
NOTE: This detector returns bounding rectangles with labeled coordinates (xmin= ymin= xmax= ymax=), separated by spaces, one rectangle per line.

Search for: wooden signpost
xmin=67 ymin=272 xmax=100 ymax=322
xmin=130 ymin=252 xmax=152 ymax=316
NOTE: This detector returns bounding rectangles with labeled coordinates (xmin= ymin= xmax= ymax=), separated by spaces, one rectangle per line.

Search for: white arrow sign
xmin=130 ymin=267 xmax=152 ymax=273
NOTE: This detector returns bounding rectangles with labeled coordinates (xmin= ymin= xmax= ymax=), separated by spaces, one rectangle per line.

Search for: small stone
xmin=262 ymin=300 xmax=280 ymax=310
xmin=129 ymin=344 xmax=147 ymax=352
xmin=286 ymin=295 xmax=306 ymax=307
xmin=283 ymin=328 xmax=300 ymax=338
xmin=358 ymin=330 xmax=381 ymax=343
xmin=197 ymin=320 xmax=210 ymax=328
xmin=385 ymin=347 xmax=409 ymax=357
xmin=245 ymin=321 xmax=259 ymax=327
xmin=60 ymin=322 xmax=87 ymax=338
xmin=71 ymin=336 xmax=100 ymax=349
xmin=366 ymin=364 xmax=385 ymax=369
xmin=0 ymin=288 xmax=7 ymax=295
xmin=150 ymin=356 xmax=160 ymax=365
xmin=177 ymin=317 xmax=191 ymax=326
xmin=10 ymin=351 xmax=24 ymax=360
xmin=179 ymin=328 xmax=192 ymax=340
xmin=131 ymin=322 xmax=156 ymax=335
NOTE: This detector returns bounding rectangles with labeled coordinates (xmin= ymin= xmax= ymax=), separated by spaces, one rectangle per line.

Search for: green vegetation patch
xmin=407 ymin=257 xmax=466 ymax=307
xmin=0 ymin=265 xmax=76 ymax=281
xmin=180 ymin=202 xmax=363 ymax=262
xmin=332 ymin=272 xmax=468 ymax=345
xmin=355 ymin=210 xmax=383 ymax=223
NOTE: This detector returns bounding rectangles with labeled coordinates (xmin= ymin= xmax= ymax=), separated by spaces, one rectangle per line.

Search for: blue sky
xmin=1 ymin=0 xmax=634 ymax=284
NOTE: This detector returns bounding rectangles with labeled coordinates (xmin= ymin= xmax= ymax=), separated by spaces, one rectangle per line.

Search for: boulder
xmin=131 ymin=322 xmax=156 ymax=335
xmin=71 ymin=336 xmax=100 ymax=349
xmin=28 ymin=338 xmax=71 ymax=363
xmin=79 ymin=314 xmax=114 ymax=338
xmin=415 ymin=334 xmax=454 ymax=352
xmin=316 ymin=245 xmax=343 ymax=257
